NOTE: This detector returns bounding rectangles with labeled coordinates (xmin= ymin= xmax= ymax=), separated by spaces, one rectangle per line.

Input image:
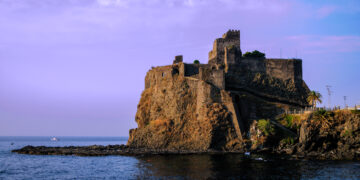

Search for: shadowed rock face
xmin=128 ymin=76 xmax=242 ymax=151
xmin=294 ymin=110 xmax=360 ymax=160
xmin=126 ymin=30 xmax=310 ymax=151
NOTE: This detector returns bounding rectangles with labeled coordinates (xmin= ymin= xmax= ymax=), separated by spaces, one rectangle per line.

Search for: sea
xmin=0 ymin=136 xmax=360 ymax=180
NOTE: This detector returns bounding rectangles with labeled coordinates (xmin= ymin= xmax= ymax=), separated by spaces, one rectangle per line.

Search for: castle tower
xmin=208 ymin=30 xmax=242 ymax=65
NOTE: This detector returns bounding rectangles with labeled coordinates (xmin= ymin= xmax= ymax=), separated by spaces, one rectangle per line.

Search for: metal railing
xmin=285 ymin=105 xmax=358 ymax=115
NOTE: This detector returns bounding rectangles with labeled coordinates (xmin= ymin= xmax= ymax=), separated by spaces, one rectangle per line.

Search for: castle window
xmin=162 ymin=72 xmax=165 ymax=77
xmin=172 ymin=68 xmax=179 ymax=75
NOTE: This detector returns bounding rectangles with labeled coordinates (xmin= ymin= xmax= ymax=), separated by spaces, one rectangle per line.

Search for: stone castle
xmin=128 ymin=30 xmax=310 ymax=150
xmin=146 ymin=30 xmax=303 ymax=92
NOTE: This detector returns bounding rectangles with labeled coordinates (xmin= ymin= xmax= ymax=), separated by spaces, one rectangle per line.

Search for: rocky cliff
xmin=250 ymin=110 xmax=360 ymax=160
xmin=128 ymin=75 xmax=243 ymax=151
xmin=127 ymin=30 xmax=311 ymax=152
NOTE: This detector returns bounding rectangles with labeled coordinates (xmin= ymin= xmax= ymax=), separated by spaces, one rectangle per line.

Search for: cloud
xmin=286 ymin=35 xmax=360 ymax=54
xmin=95 ymin=0 xmax=196 ymax=8
xmin=93 ymin=0 xmax=290 ymax=12
xmin=96 ymin=0 xmax=128 ymax=7
xmin=316 ymin=5 xmax=337 ymax=18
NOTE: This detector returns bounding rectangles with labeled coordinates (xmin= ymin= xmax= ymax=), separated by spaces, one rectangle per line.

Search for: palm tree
xmin=307 ymin=91 xmax=322 ymax=108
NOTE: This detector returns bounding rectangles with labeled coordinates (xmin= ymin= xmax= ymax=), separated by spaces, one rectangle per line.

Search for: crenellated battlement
xmin=209 ymin=30 xmax=241 ymax=64
xmin=222 ymin=29 xmax=240 ymax=40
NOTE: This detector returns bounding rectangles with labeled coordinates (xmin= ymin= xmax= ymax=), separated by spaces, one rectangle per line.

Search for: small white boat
xmin=50 ymin=137 xmax=59 ymax=141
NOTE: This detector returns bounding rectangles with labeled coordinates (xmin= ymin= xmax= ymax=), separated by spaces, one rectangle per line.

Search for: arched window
xmin=172 ymin=68 xmax=179 ymax=75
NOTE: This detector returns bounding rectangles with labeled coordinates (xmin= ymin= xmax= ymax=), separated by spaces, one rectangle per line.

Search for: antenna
xmin=326 ymin=85 xmax=333 ymax=108
xmin=240 ymin=30 xmax=241 ymax=49
xmin=344 ymin=96 xmax=347 ymax=109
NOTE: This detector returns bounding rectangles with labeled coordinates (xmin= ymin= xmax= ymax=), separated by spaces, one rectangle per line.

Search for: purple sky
xmin=1 ymin=0 xmax=359 ymax=136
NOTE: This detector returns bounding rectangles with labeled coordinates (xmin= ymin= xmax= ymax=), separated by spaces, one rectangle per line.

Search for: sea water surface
xmin=1 ymin=136 xmax=360 ymax=179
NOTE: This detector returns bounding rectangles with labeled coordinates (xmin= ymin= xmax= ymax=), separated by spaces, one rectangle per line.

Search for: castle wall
xmin=237 ymin=58 xmax=266 ymax=73
xmin=265 ymin=59 xmax=302 ymax=81
xmin=145 ymin=65 xmax=176 ymax=89
xmin=145 ymin=62 xmax=226 ymax=90
xmin=199 ymin=66 xmax=225 ymax=90
xmin=184 ymin=64 xmax=200 ymax=78
xmin=225 ymin=58 xmax=303 ymax=82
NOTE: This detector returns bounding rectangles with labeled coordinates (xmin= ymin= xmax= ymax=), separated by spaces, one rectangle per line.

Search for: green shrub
xmin=243 ymin=50 xmax=265 ymax=58
xmin=243 ymin=52 xmax=252 ymax=57
xmin=278 ymin=114 xmax=301 ymax=130
xmin=257 ymin=119 xmax=275 ymax=136
xmin=314 ymin=109 xmax=334 ymax=118
xmin=193 ymin=60 xmax=200 ymax=64
xmin=284 ymin=115 xmax=293 ymax=128
xmin=281 ymin=137 xmax=295 ymax=145
xmin=342 ymin=130 xmax=353 ymax=137
xmin=351 ymin=110 xmax=360 ymax=114
xmin=314 ymin=109 xmax=326 ymax=116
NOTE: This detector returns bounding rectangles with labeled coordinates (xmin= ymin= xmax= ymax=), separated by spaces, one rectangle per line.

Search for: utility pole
xmin=344 ymin=96 xmax=347 ymax=109
xmin=326 ymin=85 xmax=332 ymax=109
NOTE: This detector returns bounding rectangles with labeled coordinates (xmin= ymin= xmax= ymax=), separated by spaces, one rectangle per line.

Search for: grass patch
xmin=257 ymin=119 xmax=275 ymax=136
xmin=311 ymin=109 xmax=335 ymax=129
xmin=281 ymin=137 xmax=295 ymax=145
xmin=281 ymin=114 xmax=294 ymax=128
xmin=284 ymin=115 xmax=293 ymax=128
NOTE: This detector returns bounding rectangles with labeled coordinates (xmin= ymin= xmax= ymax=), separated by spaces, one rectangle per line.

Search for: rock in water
xmin=127 ymin=30 xmax=310 ymax=152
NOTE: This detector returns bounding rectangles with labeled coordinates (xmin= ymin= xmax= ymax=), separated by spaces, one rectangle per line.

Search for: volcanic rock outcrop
xmin=127 ymin=30 xmax=310 ymax=151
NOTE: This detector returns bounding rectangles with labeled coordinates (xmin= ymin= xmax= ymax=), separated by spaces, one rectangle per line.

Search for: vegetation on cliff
xmin=248 ymin=110 xmax=360 ymax=160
